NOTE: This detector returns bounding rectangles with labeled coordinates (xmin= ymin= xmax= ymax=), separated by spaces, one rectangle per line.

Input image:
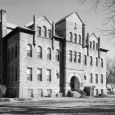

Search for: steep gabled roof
xmin=26 ymin=16 xmax=52 ymax=27
xmin=2 ymin=26 xmax=35 ymax=40
xmin=56 ymin=12 xmax=84 ymax=25
xmin=89 ymin=33 xmax=98 ymax=40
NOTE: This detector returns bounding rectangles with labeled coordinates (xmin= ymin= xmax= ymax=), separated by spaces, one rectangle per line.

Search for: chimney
xmin=52 ymin=21 xmax=55 ymax=37
xmin=82 ymin=23 xmax=85 ymax=48
xmin=0 ymin=9 xmax=7 ymax=39
xmin=33 ymin=15 xmax=36 ymax=46
xmin=86 ymin=33 xmax=89 ymax=56
xmin=98 ymin=37 xmax=100 ymax=58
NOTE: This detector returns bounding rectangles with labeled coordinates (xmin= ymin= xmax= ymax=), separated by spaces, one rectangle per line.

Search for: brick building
xmin=0 ymin=10 xmax=108 ymax=98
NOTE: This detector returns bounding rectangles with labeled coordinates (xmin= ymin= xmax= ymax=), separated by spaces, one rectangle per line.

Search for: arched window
xmin=93 ymin=41 xmax=95 ymax=49
xmin=84 ymin=55 xmax=87 ymax=65
xmin=79 ymin=35 xmax=81 ymax=44
xmin=27 ymin=44 xmax=32 ymax=57
xmin=90 ymin=56 xmax=93 ymax=66
xmin=96 ymin=57 xmax=98 ymax=67
xmin=55 ymin=49 xmax=60 ymax=61
xmin=43 ymin=26 xmax=47 ymax=37
xmin=74 ymin=34 xmax=77 ymax=43
xmin=101 ymin=58 xmax=103 ymax=67
xmin=69 ymin=50 xmax=72 ymax=62
xmin=70 ymin=32 xmax=72 ymax=42
xmin=78 ymin=52 xmax=81 ymax=63
xmin=37 ymin=46 xmax=42 ymax=58
xmin=47 ymin=48 xmax=51 ymax=60
xmin=74 ymin=51 xmax=77 ymax=62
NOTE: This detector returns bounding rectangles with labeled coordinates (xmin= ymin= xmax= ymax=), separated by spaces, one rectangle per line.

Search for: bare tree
xmin=106 ymin=57 xmax=115 ymax=84
xmin=77 ymin=0 xmax=115 ymax=38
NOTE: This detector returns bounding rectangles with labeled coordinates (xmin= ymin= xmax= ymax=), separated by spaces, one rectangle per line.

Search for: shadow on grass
xmin=0 ymin=104 xmax=115 ymax=114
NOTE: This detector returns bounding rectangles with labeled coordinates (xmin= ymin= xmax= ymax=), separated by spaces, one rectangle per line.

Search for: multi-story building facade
xmin=0 ymin=10 xmax=108 ymax=98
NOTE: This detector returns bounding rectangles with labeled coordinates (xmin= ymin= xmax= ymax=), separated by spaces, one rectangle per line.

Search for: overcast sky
xmin=0 ymin=0 xmax=114 ymax=57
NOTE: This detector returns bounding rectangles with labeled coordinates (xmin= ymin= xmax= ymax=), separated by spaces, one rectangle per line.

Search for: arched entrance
xmin=70 ymin=76 xmax=80 ymax=91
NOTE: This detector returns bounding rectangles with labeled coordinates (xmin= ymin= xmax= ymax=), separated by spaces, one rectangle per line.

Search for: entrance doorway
xmin=70 ymin=76 xmax=80 ymax=91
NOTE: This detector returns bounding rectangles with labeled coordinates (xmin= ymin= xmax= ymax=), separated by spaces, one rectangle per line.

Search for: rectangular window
xmin=69 ymin=50 xmax=72 ymax=62
xmin=95 ymin=74 xmax=98 ymax=83
xmin=47 ymin=89 xmax=52 ymax=97
xmin=37 ymin=26 xmax=41 ymax=36
xmin=101 ymin=89 xmax=103 ymax=95
xmin=47 ymin=69 xmax=51 ymax=81
xmin=96 ymin=89 xmax=98 ymax=96
xmin=37 ymin=89 xmax=43 ymax=97
xmin=27 ymin=67 xmax=32 ymax=81
xmin=78 ymin=52 xmax=81 ymax=63
xmin=48 ymin=29 xmax=52 ymax=38
xmin=37 ymin=68 xmax=42 ymax=81
xmin=27 ymin=89 xmax=33 ymax=98
xmin=90 ymin=73 xmax=93 ymax=83
xmin=101 ymin=74 xmax=103 ymax=84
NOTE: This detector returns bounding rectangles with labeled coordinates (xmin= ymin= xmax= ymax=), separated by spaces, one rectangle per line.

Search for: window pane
xmin=101 ymin=58 xmax=103 ymax=67
xmin=101 ymin=74 xmax=103 ymax=84
xmin=27 ymin=68 xmax=32 ymax=81
xmin=55 ymin=49 xmax=60 ymax=61
xmin=96 ymin=74 xmax=98 ymax=83
xmin=47 ymin=89 xmax=52 ymax=97
xmin=78 ymin=52 xmax=81 ymax=63
xmin=37 ymin=26 xmax=41 ymax=36
xmin=47 ymin=48 xmax=51 ymax=60
xmin=28 ymin=89 xmax=33 ymax=98
xmin=48 ymin=29 xmax=52 ymax=38
xmin=84 ymin=55 xmax=87 ymax=65
xmin=79 ymin=35 xmax=81 ymax=44
xmin=70 ymin=32 xmax=72 ymax=42
xmin=27 ymin=44 xmax=32 ymax=57
xmin=47 ymin=69 xmax=51 ymax=81
xmin=74 ymin=51 xmax=77 ymax=62
xmin=43 ymin=26 xmax=47 ymax=37
xmin=37 ymin=89 xmax=43 ymax=97
xmin=37 ymin=68 xmax=42 ymax=81
xmin=69 ymin=50 xmax=72 ymax=62
xmin=37 ymin=46 xmax=42 ymax=58
xmin=90 ymin=73 xmax=93 ymax=83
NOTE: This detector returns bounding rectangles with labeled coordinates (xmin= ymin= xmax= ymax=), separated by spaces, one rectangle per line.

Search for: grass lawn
xmin=0 ymin=96 xmax=115 ymax=114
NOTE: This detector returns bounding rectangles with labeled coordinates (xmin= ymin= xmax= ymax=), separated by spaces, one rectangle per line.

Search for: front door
xmin=70 ymin=76 xmax=80 ymax=91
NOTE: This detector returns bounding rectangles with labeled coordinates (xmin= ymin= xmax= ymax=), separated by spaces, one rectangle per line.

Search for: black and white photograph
xmin=0 ymin=0 xmax=115 ymax=114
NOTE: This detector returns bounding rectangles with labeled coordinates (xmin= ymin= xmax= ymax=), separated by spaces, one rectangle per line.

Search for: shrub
xmin=66 ymin=90 xmax=72 ymax=97
xmin=0 ymin=84 xmax=6 ymax=97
